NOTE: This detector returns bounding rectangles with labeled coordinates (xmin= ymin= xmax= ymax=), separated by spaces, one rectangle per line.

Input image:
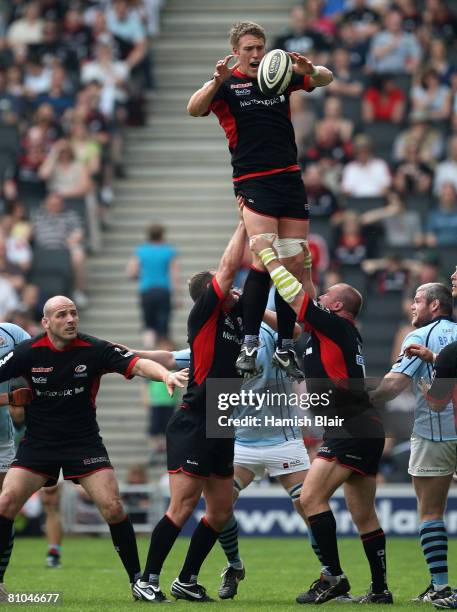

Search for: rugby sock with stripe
xmin=361 ymin=528 xmax=387 ymax=593
xmin=275 ymin=289 xmax=297 ymax=349
xmin=242 ymin=267 xmax=271 ymax=338
xmin=419 ymin=519 xmax=448 ymax=586
xmin=308 ymin=529 xmax=329 ymax=574
xmin=219 ymin=515 xmax=242 ymax=569
xmin=142 ymin=514 xmax=181 ymax=583
xmin=179 ymin=517 xmax=220 ymax=583
xmin=0 ymin=526 xmax=14 ymax=581
xmin=307 ymin=510 xmax=343 ymax=576
xmin=108 ymin=515 xmax=141 ymax=584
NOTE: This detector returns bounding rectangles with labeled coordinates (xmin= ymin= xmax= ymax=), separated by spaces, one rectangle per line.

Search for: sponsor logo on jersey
xmin=31 ymin=367 xmax=53 ymax=373
xmin=83 ymin=456 xmax=108 ymax=465
xmin=114 ymin=347 xmax=134 ymax=357
xmin=230 ymin=82 xmax=253 ymax=89
xmin=75 ymin=364 xmax=87 ymax=373
xmin=35 ymin=389 xmax=73 ymax=397
xmin=32 ymin=376 xmax=47 ymax=384
xmin=356 ymin=355 xmax=365 ymax=366
xmin=0 ymin=352 xmax=13 ymax=367
xmin=224 ymin=316 xmax=234 ymax=330
xmin=222 ymin=331 xmax=243 ymax=345
xmin=234 ymin=88 xmax=251 ymax=96
xmin=186 ymin=459 xmax=199 ymax=466
xmin=75 ymin=387 xmax=84 ymax=395
xmin=239 ymin=96 xmax=284 ymax=108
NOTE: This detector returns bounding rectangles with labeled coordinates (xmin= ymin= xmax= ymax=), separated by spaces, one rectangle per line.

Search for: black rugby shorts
xmin=316 ymin=437 xmax=385 ymax=477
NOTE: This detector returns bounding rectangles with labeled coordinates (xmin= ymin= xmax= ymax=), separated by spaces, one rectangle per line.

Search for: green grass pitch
xmin=6 ymin=536 xmax=457 ymax=611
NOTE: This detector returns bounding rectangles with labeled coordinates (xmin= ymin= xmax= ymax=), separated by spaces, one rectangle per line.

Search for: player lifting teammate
xmin=187 ymin=21 xmax=332 ymax=381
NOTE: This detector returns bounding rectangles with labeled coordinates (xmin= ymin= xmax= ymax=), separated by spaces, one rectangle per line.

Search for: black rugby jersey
xmin=298 ymin=294 xmax=382 ymax=435
xmin=181 ymin=277 xmax=243 ymax=414
xmin=0 ymin=333 xmax=139 ymax=442
xmin=206 ymin=70 xmax=313 ymax=180
xmin=426 ymin=340 xmax=457 ymax=415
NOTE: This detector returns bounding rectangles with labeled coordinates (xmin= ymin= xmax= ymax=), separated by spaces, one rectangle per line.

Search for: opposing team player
xmin=373 ymin=272 xmax=457 ymax=604
xmin=187 ymin=21 xmax=332 ymax=380
xmin=250 ymin=235 xmax=392 ymax=604
xmin=0 ymin=296 xmax=187 ymax=598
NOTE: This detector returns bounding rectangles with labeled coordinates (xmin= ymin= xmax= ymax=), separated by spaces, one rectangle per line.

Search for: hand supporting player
xmin=165 ymin=368 xmax=189 ymax=396
xmin=213 ymin=55 xmax=240 ymax=86
xmin=404 ymin=343 xmax=435 ymax=364
xmin=8 ymin=387 xmax=33 ymax=407
xmin=249 ymin=233 xmax=277 ymax=255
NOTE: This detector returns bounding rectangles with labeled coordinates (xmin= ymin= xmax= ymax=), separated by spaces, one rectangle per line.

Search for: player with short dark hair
xmin=0 ymin=296 xmax=187 ymax=598
xmin=250 ymin=234 xmax=392 ymax=604
xmin=187 ymin=21 xmax=333 ymax=381
xmin=133 ymin=219 xmax=248 ymax=603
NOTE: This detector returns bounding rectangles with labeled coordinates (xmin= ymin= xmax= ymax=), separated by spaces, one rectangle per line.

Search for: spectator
xmin=122 ymin=465 xmax=150 ymax=524
xmin=427 ymin=38 xmax=455 ymax=86
xmin=337 ymin=21 xmax=369 ymax=70
xmin=393 ymin=110 xmax=444 ymax=163
xmin=0 ymin=70 xmax=24 ymax=125
xmin=392 ymin=138 xmax=433 ymax=196
xmin=359 ymin=191 xmax=422 ymax=247
xmin=303 ymin=164 xmax=341 ymax=219
xmin=33 ymin=66 xmax=75 ymax=117
xmin=61 ymin=7 xmax=92 ymax=66
xmin=32 ymin=192 xmax=87 ymax=307
xmin=362 ymin=253 xmax=410 ymax=294
xmin=318 ymin=95 xmax=354 ymax=142
xmin=6 ymin=2 xmax=44 ymax=51
xmin=107 ymin=0 xmax=148 ymax=70
xmin=38 ymin=138 xmax=91 ymax=199
xmin=142 ymin=338 xmax=178 ymax=465
xmin=341 ymin=134 xmax=391 ymax=197
xmin=367 ymin=9 xmax=421 ymax=74
xmin=69 ymin=120 xmax=101 ymax=180
xmin=307 ymin=0 xmax=337 ymax=38
xmin=274 ymin=4 xmax=331 ymax=59
xmin=0 ymin=232 xmax=26 ymax=295
xmin=422 ymin=0 xmax=457 ymax=43
xmin=434 ymin=134 xmax=457 ymax=194
xmin=127 ymin=224 xmax=179 ymax=348
xmin=333 ymin=211 xmax=367 ymax=266
xmin=411 ymin=68 xmax=451 ymax=121
xmin=81 ymin=40 xmax=130 ymax=119
xmin=23 ymin=58 xmax=52 ymax=97
xmin=14 ymin=125 xmax=48 ymax=204
xmin=1 ymin=200 xmax=33 ymax=272
xmin=308 ymin=232 xmax=330 ymax=287
xmin=0 ymin=275 xmax=19 ymax=320
xmin=395 ymin=0 xmax=422 ymax=33
xmin=425 ymin=183 xmax=457 ymax=246
xmin=343 ymin=0 xmax=380 ymax=43
xmin=362 ymin=73 xmax=406 ymax=123
xmin=32 ymin=103 xmax=63 ymax=148
xmin=328 ymin=46 xmax=364 ymax=97
xmin=28 ymin=20 xmax=79 ymax=73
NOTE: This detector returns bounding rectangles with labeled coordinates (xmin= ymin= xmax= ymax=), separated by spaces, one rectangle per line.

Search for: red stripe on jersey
xmin=211 ymin=99 xmax=238 ymax=150
xmin=298 ymin=293 xmax=310 ymax=324
xmin=31 ymin=335 xmax=92 ymax=351
xmin=233 ymin=164 xmax=300 ymax=183
xmin=124 ymin=355 xmax=139 ymax=378
xmin=314 ymin=329 xmax=349 ymax=381
xmin=90 ymin=370 xmax=107 ymax=409
xmin=192 ymin=278 xmax=224 ymax=386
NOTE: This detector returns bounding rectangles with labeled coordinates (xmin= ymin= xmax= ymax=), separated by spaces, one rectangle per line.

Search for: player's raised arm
xmin=215 ymin=216 xmax=247 ymax=296
xmin=131 ymin=359 xmax=188 ymax=395
xmin=187 ymin=55 xmax=239 ymax=117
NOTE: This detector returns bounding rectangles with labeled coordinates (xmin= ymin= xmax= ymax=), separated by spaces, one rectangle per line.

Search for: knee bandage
xmin=275 ymin=238 xmax=308 ymax=259
xmin=287 ymin=482 xmax=303 ymax=501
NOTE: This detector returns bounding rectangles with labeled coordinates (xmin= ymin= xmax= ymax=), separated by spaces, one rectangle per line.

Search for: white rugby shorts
xmin=408 ymin=432 xmax=457 ymax=477
xmin=234 ymin=438 xmax=310 ymax=478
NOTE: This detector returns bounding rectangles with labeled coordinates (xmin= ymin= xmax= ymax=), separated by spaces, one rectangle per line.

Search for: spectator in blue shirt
xmin=425 ymin=183 xmax=457 ymax=246
xmin=127 ymin=224 xmax=179 ymax=348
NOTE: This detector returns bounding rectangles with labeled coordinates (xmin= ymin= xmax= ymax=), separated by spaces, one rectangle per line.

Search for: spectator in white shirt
xmin=342 ymin=134 xmax=391 ymax=197
xmin=6 ymin=2 xmax=44 ymax=50
xmin=434 ymin=135 xmax=457 ymax=195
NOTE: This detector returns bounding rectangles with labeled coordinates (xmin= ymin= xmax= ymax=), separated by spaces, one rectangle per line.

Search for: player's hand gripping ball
xmin=258 ymin=49 xmax=292 ymax=96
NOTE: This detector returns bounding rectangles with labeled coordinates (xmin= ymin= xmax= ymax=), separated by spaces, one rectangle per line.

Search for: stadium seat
xmin=404 ymin=194 xmax=432 ymax=225
xmin=0 ymin=125 xmax=19 ymax=156
xmin=339 ymin=264 xmax=368 ymax=294
xmin=29 ymin=247 xmax=74 ymax=299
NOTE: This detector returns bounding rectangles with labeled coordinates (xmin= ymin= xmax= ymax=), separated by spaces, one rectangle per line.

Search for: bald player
xmin=0 ymin=296 xmax=187 ymax=598
xmin=250 ymin=235 xmax=392 ymax=605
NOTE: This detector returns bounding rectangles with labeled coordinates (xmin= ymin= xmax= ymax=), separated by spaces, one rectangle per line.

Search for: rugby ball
xmin=258 ymin=49 xmax=292 ymax=96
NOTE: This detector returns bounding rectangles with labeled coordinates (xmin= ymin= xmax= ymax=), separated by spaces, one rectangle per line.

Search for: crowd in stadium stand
xmin=0 ymin=0 xmax=161 ymax=322
xmin=277 ymin=1 xmax=457 ymax=299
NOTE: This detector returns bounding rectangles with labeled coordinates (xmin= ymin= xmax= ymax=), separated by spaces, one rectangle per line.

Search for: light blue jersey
xmin=391 ymin=317 xmax=457 ymax=441
xmin=173 ymin=323 xmax=301 ymax=446
xmin=0 ymin=323 xmax=30 ymax=443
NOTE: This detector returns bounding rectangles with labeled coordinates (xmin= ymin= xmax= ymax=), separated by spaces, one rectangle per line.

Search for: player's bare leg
xmin=411 ymin=475 xmax=453 ymax=602
xmin=344 ymin=474 xmax=392 ymax=603
xmin=80 ymin=469 xmax=141 ymax=589
xmin=217 ymin=465 xmax=254 ymax=599
xmin=42 ymin=484 xmax=63 ymax=568
xmin=237 ymin=206 xmax=277 ymax=375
